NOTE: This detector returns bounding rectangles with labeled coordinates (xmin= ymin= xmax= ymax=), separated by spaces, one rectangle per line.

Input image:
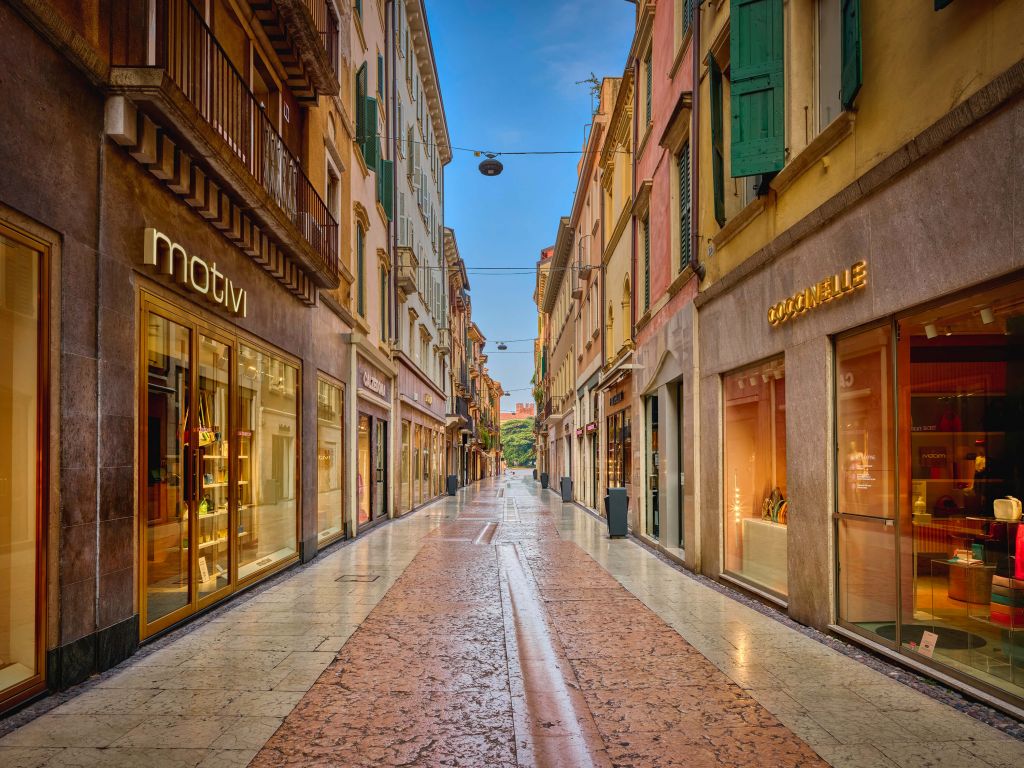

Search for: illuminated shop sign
xmin=767 ymin=261 xmax=867 ymax=327
xmin=144 ymin=228 xmax=247 ymax=317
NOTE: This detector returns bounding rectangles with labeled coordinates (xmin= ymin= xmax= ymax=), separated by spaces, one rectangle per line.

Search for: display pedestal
xmin=741 ymin=518 xmax=788 ymax=595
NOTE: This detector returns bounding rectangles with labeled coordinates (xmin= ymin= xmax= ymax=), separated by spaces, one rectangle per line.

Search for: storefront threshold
xmin=719 ymin=573 xmax=788 ymax=611
xmin=828 ymin=624 xmax=1024 ymax=722
xmin=636 ymin=534 xmax=688 ymax=570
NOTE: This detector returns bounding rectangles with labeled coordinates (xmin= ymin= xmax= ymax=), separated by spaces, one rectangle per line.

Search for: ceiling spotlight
xmin=479 ymin=153 xmax=503 ymax=177
xmin=944 ymin=326 xmax=953 ymax=337
xmin=761 ymin=373 xmax=770 ymax=384
xmin=925 ymin=323 xmax=938 ymax=339
xmin=981 ymin=307 xmax=995 ymax=325
xmin=749 ymin=377 xmax=758 ymax=387
xmin=737 ymin=379 xmax=745 ymax=390
xmin=497 ymin=342 xmax=508 ymax=350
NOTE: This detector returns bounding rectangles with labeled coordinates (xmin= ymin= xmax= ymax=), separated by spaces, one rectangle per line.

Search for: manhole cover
xmin=335 ymin=574 xmax=380 ymax=582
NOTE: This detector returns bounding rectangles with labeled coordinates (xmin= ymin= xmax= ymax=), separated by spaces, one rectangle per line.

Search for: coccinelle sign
xmin=767 ymin=261 xmax=866 ymax=327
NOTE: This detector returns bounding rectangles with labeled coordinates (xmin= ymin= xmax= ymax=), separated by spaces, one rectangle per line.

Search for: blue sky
xmin=428 ymin=0 xmax=635 ymax=410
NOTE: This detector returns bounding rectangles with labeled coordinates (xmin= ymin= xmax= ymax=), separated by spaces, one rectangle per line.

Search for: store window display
xmin=0 ymin=228 xmax=44 ymax=703
xmin=836 ymin=276 xmax=1024 ymax=705
xmin=316 ymin=378 xmax=344 ymax=544
xmin=237 ymin=346 xmax=298 ymax=579
xmin=723 ymin=358 xmax=788 ymax=598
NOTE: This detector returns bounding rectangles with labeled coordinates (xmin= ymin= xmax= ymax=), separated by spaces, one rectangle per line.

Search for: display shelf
xmin=198 ymin=538 xmax=227 ymax=550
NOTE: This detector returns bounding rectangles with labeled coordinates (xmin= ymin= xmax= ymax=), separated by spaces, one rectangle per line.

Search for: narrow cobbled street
xmin=0 ymin=471 xmax=1021 ymax=767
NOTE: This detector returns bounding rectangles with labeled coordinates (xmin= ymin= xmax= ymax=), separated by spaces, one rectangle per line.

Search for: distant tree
xmin=501 ymin=419 xmax=536 ymax=468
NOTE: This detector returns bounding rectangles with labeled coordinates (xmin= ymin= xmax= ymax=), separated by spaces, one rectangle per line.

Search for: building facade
xmin=392 ymin=0 xmax=451 ymax=516
xmin=534 ymin=0 xmax=1024 ymax=715
xmin=0 ymin=0 xmax=480 ymax=715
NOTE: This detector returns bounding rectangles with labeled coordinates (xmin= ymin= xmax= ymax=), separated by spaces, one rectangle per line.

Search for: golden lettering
xmin=767 ymin=261 xmax=868 ymax=328
xmin=851 ymin=260 xmax=867 ymax=288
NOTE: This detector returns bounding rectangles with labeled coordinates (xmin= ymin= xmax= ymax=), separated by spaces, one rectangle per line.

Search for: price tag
xmin=199 ymin=556 xmax=210 ymax=584
xmin=918 ymin=630 xmax=938 ymax=658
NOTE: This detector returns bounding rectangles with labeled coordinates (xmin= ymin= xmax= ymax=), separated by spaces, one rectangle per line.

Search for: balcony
xmin=437 ymin=327 xmax=451 ymax=356
xmin=396 ymin=247 xmax=418 ymax=298
xmin=251 ymin=0 xmax=340 ymax=100
xmin=107 ymin=0 xmax=339 ymax=297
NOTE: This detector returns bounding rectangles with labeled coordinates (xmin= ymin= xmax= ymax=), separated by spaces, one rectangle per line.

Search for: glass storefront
xmin=723 ymin=358 xmax=788 ymax=598
xmin=0 ymin=226 xmax=45 ymax=704
xmin=414 ymin=424 xmax=423 ymax=506
xmin=606 ymin=408 xmax=631 ymax=490
xmin=836 ymin=275 xmax=1024 ymax=704
xmin=316 ymin=378 xmax=344 ymax=544
xmin=140 ymin=294 xmax=300 ymax=637
xmin=645 ymin=396 xmax=659 ymax=538
xmin=401 ymin=420 xmax=411 ymax=512
xmin=357 ymin=415 xmax=371 ymax=526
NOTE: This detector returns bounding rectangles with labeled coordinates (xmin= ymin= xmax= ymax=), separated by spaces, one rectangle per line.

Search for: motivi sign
xmin=767 ymin=261 xmax=867 ymax=327
xmin=144 ymin=228 xmax=247 ymax=317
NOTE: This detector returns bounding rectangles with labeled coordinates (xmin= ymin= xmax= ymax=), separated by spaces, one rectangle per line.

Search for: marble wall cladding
xmin=698 ymin=372 xmax=722 ymax=579
xmin=783 ymin=337 xmax=834 ymax=629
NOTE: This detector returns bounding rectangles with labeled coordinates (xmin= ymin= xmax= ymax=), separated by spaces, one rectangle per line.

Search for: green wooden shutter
xmin=377 ymin=53 xmax=384 ymax=97
xmin=379 ymin=159 xmax=394 ymax=220
xmin=841 ymin=0 xmax=862 ymax=109
xmin=679 ymin=141 xmax=691 ymax=270
xmin=355 ymin=65 xmax=367 ymax=144
xmin=645 ymin=51 xmax=653 ymax=124
xmin=729 ymin=0 xmax=785 ymax=177
xmin=935 ymin=0 xmax=954 ymax=8
xmin=357 ymin=226 xmax=365 ymax=316
xmin=707 ymin=53 xmax=726 ymax=227
xmin=362 ymin=98 xmax=379 ymax=167
xmin=643 ymin=218 xmax=650 ymax=311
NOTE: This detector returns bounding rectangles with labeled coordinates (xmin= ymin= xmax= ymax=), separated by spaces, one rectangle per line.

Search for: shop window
xmin=357 ymin=415 xmax=371 ymax=525
xmin=401 ymin=420 xmax=411 ymax=512
xmin=143 ymin=313 xmax=192 ymax=626
xmin=237 ymin=346 xmax=298 ymax=580
xmin=723 ymin=357 xmax=787 ymax=598
xmin=606 ymin=408 xmax=631 ymax=491
xmin=0 ymin=226 xmax=44 ymax=704
xmin=197 ymin=334 xmax=231 ymax=599
xmin=836 ymin=279 xmax=1024 ymax=705
xmin=414 ymin=424 xmax=422 ymax=506
xmin=317 ymin=378 xmax=344 ymax=544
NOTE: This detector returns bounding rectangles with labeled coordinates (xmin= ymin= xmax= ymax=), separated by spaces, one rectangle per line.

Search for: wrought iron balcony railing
xmin=110 ymin=0 xmax=338 ymax=282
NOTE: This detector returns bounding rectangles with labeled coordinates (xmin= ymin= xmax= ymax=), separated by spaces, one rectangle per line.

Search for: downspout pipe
xmin=690 ymin=2 xmax=706 ymax=281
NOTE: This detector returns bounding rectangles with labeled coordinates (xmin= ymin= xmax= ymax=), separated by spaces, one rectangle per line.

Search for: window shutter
xmin=644 ymin=51 xmax=653 ymax=124
xmin=707 ymin=54 xmax=726 ymax=227
xmin=729 ymin=0 xmax=785 ymax=177
xmin=377 ymin=53 xmax=384 ymax=96
xmin=934 ymin=0 xmax=954 ymax=8
xmin=376 ymin=158 xmax=394 ymax=220
xmin=355 ymin=64 xmax=368 ymax=144
xmin=679 ymin=141 xmax=691 ymax=270
xmin=357 ymin=227 xmax=365 ymax=316
xmin=841 ymin=0 xmax=862 ymax=109
xmin=643 ymin=218 xmax=650 ymax=311
xmin=362 ymin=97 xmax=379 ymax=167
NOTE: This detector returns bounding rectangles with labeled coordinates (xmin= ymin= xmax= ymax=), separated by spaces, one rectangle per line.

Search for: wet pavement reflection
xmin=252 ymin=472 xmax=823 ymax=767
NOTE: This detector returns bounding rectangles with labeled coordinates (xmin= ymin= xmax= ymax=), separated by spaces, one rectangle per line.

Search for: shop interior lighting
xmin=980 ymin=306 xmax=996 ymax=325
xmin=944 ymin=326 xmax=953 ymax=336
xmin=737 ymin=379 xmax=745 ymax=390
xmin=761 ymin=373 xmax=770 ymax=384
xmin=748 ymin=377 xmax=758 ymax=387
xmin=925 ymin=323 xmax=938 ymax=339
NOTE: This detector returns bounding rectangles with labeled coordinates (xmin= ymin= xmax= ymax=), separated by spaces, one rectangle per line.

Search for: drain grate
xmin=335 ymin=574 xmax=380 ymax=582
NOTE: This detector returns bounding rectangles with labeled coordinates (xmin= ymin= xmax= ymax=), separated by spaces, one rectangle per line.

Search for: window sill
xmin=711 ymin=196 xmax=767 ymax=251
xmin=668 ymin=29 xmax=693 ymax=79
xmin=667 ymin=264 xmax=695 ymax=297
xmin=636 ymin=122 xmax=654 ymax=160
xmin=353 ymin=13 xmax=367 ymax=53
xmin=771 ymin=111 xmax=855 ymax=197
xmin=635 ymin=308 xmax=652 ymax=333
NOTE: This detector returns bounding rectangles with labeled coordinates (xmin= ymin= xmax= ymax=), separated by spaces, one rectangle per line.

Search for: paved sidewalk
xmin=1 ymin=471 xmax=1023 ymax=767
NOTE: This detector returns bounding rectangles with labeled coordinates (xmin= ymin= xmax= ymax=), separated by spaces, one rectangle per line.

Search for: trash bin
xmin=532 ymin=468 xmax=537 ymax=480
xmin=560 ymin=476 xmax=572 ymax=502
xmin=540 ymin=472 xmax=549 ymax=489
xmin=605 ymin=488 xmax=628 ymax=538
xmin=446 ymin=474 xmax=458 ymax=496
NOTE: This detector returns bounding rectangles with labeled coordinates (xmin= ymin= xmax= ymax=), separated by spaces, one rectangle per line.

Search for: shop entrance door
xmin=646 ymin=395 xmax=659 ymax=539
xmin=374 ymin=420 xmax=388 ymax=519
xmin=676 ymin=382 xmax=685 ymax=549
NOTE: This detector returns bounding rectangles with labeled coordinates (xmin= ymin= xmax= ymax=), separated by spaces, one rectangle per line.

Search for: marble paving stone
xmin=5 ymin=472 xmax=1023 ymax=766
